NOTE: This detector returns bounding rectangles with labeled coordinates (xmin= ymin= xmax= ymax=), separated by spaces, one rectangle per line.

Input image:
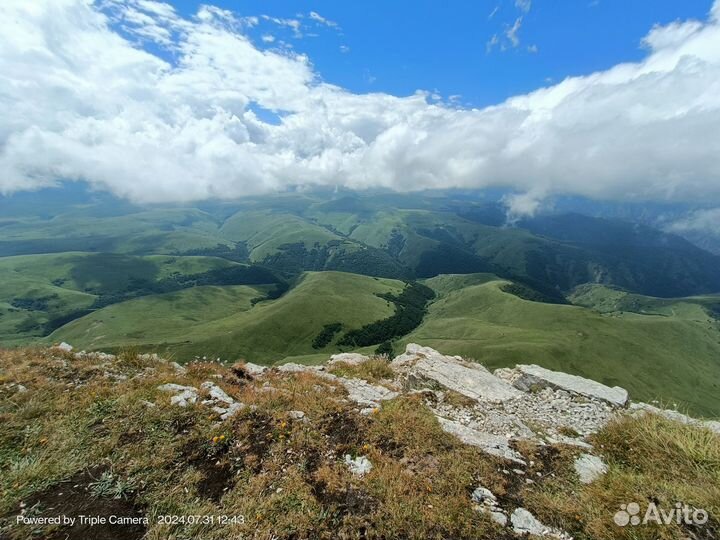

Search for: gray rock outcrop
xmin=508 ymin=364 xmax=628 ymax=407
xmin=436 ymin=416 xmax=525 ymax=464
xmin=392 ymin=344 xmax=522 ymax=403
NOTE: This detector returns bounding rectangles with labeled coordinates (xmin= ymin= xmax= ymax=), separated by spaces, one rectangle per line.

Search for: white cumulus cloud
xmin=1 ymin=0 xmax=720 ymax=211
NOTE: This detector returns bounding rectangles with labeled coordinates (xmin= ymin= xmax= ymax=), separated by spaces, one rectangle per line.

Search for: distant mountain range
xmin=2 ymin=186 xmax=720 ymax=414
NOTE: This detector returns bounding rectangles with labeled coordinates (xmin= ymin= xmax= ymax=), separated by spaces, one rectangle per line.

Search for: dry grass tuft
xmin=2 ymin=348 xmax=718 ymax=540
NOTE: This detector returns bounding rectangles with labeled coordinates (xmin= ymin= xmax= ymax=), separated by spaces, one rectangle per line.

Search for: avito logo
xmin=614 ymin=501 xmax=708 ymax=527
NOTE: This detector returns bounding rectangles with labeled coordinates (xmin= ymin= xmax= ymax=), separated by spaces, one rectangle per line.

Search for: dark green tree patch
xmin=500 ymin=282 xmax=568 ymax=305
xmin=261 ymin=242 xmax=408 ymax=279
xmin=179 ymin=242 xmax=249 ymax=262
xmin=312 ymin=323 xmax=343 ymax=349
xmin=338 ymin=282 xmax=435 ymax=348
xmin=11 ymin=295 xmax=58 ymax=312
xmin=375 ymin=341 xmax=394 ymax=357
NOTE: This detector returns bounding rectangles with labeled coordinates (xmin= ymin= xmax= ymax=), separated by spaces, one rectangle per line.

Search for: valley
xmin=2 ymin=188 xmax=720 ymax=416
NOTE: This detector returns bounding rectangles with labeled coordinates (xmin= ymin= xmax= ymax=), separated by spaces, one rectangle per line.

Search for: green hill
xmin=50 ymin=272 xmax=406 ymax=363
xmin=400 ymin=275 xmax=720 ymax=416
xmin=0 ymin=253 xmax=260 ymax=344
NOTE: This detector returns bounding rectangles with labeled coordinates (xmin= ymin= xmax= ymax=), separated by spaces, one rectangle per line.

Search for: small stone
xmin=510 ymin=508 xmax=548 ymax=536
xmin=158 ymin=383 xmax=199 ymax=407
xmin=170 ymin=390 xmax=198 ymax=407
xmin=201 ymin=381 xmax=234 ymax=405
xmin=344 ymin=455 xmax=372 ymax=476
xmin=490 ymin=511 xmax=508 ymax=527
xmin=221 ymin=402 xmax=246 ymax=420
xmin=170 ymin=362 xmax=186 ymax=373
xmin=288 ymin=410 xmax=306 ymax=420
xmin=242 ymin=362 xmax=268 ymax=377
xmin=55 ymin=342 xmax=73 ymax=352
xmin=471 ymin=486 xmax=497 ymax=506
xmin=573 ymin=453 xmax=608 ymax=484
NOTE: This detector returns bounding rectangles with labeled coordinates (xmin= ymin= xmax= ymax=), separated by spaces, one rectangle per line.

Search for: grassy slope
xmin=0 ymin=253 xmax=240 ymax=344
xmin=220 ymin=210 xmax=344 ymax=262
xmin=402 ymin=275 xmax=720 ymax=417
xmin=47 ymin=285 xmax=265 ymax=351
xmin=0 ymin=208 xmax=233 ymax=256
xmin=569 ymin=283 xmax=720 ymax=320
xmin=51 ymin=272 xmax=404 ymax=364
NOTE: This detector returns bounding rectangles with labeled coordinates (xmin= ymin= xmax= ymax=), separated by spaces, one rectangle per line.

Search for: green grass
xmin=220 ymin=210 xmax=342 ymax=262
xmin=47 ymin=285 xmax=266 ymax=352
xmin=0 ymin=208 xmax=233 ymax=257
xmin=570 ymin=283 xmax=720 ymax=321
xmin=401 ymin=275 xmax=720 ymax=417
xmin=0 ymin=253 xmax=242 ymax=344
xmin=50 ymin=272 xmax=405 ymax=363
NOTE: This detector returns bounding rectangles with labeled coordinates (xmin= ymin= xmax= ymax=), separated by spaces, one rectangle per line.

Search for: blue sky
xmin=168 ymin=0 xmax=713 ymax=107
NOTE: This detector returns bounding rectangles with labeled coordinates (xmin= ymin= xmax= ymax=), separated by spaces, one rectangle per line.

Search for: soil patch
xmin=319 ymin=410 xmax=366 ymax=454
xmin=19 ymin=468 xmax=146 ymax=540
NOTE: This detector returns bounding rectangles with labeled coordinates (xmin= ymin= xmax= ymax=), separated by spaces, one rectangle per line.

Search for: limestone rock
xmin=276 ymin=363 xmax=310 ymax=373
xmin=158 ymin=383 xmax=199 ymax=407
xmin=490 ymin=511 xmax=508 ymax=527
xmin=220 ymin=402 xmax=246 ymax=420
xmin=391 ymin=344 xmax=522 ymax=403
xmin=329 ymin=352 xmax=370 ymax=366
xmin=471 ymin=486 xmax=508 ymax=526
xmin=242 ymin=362 xmax=268 ymax=377
xmin=510 ymin=508 xmax=570 ymax=538
xmin=170 ymin=362 xmax=186 ymax=373
xmin=471 ymin=486 xmax=497 ymax=506
xmin=201 ymin=381 xmax=234 ymax=405
xmin=55 ymin=342 xmax=73 ymax=353
xmin=436 ymin=416 xmax=525 ymax=464
xmin=512 ymin=364 xmax=628 ymax=407
xmin=573 ymin=453 xmax=608 ymax=484
xmin=345 ymin=455 xmax=372 ymax=476
xmin=339 ymin=377 xmax=398 ymax=407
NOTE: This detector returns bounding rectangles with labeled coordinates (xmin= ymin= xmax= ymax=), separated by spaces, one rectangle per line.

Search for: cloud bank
xmin=1 ymin=0 xmax=720 ymax=207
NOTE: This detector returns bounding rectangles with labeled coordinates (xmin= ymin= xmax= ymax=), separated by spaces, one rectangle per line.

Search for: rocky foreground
xmin=1 ymin=344 xmax=718 ymax=540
